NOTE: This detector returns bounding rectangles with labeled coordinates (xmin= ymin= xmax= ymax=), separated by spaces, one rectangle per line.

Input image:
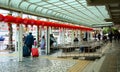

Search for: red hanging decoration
xmin=41 ymin=21 xmax=45 ymax=26
xmin=0 ymin=14 xmax=4 ymax=21
xmin=15 ymin=17 xmax=23 ymax=24
xmin=36 ymin=20 xmax=42 ymax=26
xmin=43 ymin=21 xmax=48 ymax=26
xmin=4 ymin=15 xmax=15 ymax=23
xmin=47 ymin=22 xmax=52 ymax=27
xmin=54 ymin=23 xmax=58 ymax=28
xmin=30 ymin=19 xmax=36 ymax=25
xmin=47 ymin=22 xmax=51 ymax=27
xmin=22 ymin=18 xmax=30 ymax=25
xmin=51 ymin=22 xmax=55 ymax=27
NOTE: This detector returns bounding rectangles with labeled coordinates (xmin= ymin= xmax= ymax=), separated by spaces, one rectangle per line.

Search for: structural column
xmin=71 ymin=29 xmax=75 ymax=43
xmin=17 ymin=12 xmax=23 ymax=61
xmin=36 ymin=25 xmax=40 ymax=48
xmin=18 ymin=24 xmax=23 ymax=61
xmin=46 ymin=27 xmax=50 ymax=54
xmin=62 ymin=28 xmax=65 ymax=44
xmin=78 ymin=30 xmax=81 ymax=42
xmin=58 ymin=28 xmax=62 ymax=44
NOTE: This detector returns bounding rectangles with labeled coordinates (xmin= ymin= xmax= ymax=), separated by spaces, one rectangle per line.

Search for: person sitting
xmin=74 ymin=37 xmax=79 ymax=42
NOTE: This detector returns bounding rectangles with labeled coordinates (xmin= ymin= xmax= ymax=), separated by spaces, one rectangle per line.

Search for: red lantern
xmin=54 ymin=23 xmax=58 ymax=28
xmin=36 ymin=20 xmax=42 ymax=26
xmin=30 ymin=19 xmax=36 ymax=25
xmin=4 ymin=15 xmax=15 ymax=23
xmin=49 ymin=22 xmax=54 ymax=27
xmin=41 ymin=21 xmax=45 ymax=26
xmin=15 ymin=17 xmax=23 ymax=24
xmin=48 ymin=22 xmax=52 ymax=27
xmin=43 ymin=21 xmax=48 ymax=26
xmin=22 ymin=18 xmax=30 ymax=24
xmin=0 ymin=14 xmax=4 ymax=21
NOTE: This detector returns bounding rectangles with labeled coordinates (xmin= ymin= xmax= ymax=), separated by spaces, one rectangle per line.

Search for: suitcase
xmin=31 ymin=48 xmax=39 ymax=57
xmin=23 ymin=45 xmax=30 ymax=57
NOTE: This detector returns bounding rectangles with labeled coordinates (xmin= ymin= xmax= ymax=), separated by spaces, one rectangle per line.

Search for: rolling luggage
xmin=31 ymin=48 xmax=39 ymax=57
xmin=23 ymin=45 xmax=30 ymax=57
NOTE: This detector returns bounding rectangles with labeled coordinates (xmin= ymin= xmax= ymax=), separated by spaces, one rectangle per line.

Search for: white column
xmin=75 ymin=30 xmax=77 ymax=37
xmin=41 ymin=26 xmax=45 ymax=38
xmin=87 ymin=32 xmax=90 ymax=41
xmin=46 ymin=27 xmax=50 ymax=54
xmin=18 ymin=24 xmax=23 ymax=61
xmin=78 ymin=30 xmax=81 ymax=42
xmin=15 ymin=13 xmax=23 ymax=61
xmin=62 ymin=28 xmax=65 ymax=44
xmin=90 ymin=31 xmax=93 ymax=40
xmin=58 ymin=28 xmax=62 ymax=44
xmin=15 ymin=26 xmax=19 ymax=53
xmin=36 ymin=26 xmax=39 ymax=48
xmin=49 ymin=27 xmax=52 ymax=34
xmin=65 ymin=29 xmax=68 ymax=43
xmin=71 ymin=29 xmax=75 ymax=43
xmin=90 ymin=32 xmax=92 ymax=40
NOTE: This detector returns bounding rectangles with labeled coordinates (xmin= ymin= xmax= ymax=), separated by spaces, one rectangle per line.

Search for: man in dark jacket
xmin=25 ymin=32 xmax=34 ymax=54
xmin=50 ymin=34 xmax=56 ymax=47
xmin=108 ymin=31 xmax=113 ymax=43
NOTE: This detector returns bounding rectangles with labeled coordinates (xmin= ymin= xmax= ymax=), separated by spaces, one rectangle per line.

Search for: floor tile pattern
xmin=0 ymin=57 xmax=76 ymax=72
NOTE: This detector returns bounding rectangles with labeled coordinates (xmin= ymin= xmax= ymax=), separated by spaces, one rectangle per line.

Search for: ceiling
xmin=0 ymin=0 xmax=114 ymax=27
xmin=87 ymin=0 xmax=120 ymax=28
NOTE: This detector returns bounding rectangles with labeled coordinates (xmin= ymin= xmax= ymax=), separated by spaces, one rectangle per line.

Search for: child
xmin=34 ymin=38 xmax=37 ymax=48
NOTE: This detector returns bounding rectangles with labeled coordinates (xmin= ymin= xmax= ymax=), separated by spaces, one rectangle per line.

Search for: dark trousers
xmin=27 ymin=45 xmax=32 ymax=53
xmin=109 ymin=38 xmax=112 ymax=43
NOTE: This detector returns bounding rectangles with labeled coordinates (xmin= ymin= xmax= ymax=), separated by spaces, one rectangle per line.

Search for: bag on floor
xmin=23 ymin=45 xmax=30 ymax=57
xmin=31 ymin=48 xmax=39 ymax=57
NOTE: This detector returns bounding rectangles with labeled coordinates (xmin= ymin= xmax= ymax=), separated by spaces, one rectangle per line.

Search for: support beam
xmin=110 ymin=7 xmax=120 ymax=10
xmin=105 ymin=18 xmax=120 ymax=22
xmin=87 ymin=0 xmax=120 ymax=6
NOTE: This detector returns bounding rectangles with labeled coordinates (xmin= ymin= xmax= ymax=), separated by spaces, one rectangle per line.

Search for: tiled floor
xmin=0 ymin=40 xmax=119 ymax=72
xmin=0 ymin=56 xmax=76 ymax=72
xmin=99 ymin=41 xmax=120 ymax=72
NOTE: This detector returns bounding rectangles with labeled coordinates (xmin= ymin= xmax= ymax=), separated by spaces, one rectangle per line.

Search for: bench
xmin=58 ymin=45 xmax=80 ymax=52
xmin=80 ymin=42 xmax=101 ymax=52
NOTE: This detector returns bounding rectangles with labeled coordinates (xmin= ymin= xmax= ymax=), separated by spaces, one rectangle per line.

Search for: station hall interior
xmin=0 ymin=0 xmax=120 ymax=72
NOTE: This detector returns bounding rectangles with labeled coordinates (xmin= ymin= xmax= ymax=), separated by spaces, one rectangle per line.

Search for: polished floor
xmin=0 ymin=40 xmax=119 ymax=72
xmin=0 ymin=56 xmax=77 ymax=72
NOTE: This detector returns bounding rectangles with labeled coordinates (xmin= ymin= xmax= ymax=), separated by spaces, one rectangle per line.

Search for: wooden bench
xmin=80 ymin=42 xmax=102 ymax=52
xmin=58 ymin=45 xmax=80 ymax=52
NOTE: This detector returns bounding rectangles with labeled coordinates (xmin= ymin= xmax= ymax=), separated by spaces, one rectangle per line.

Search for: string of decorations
xmin=0 ymin=14 xmax=93 ymax=31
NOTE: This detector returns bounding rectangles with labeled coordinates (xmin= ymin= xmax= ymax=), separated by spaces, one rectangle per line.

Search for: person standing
xmin=40 ymin=35 xmax=45 ymax=49
xmin=98 ymin=33 xmax=101 ymax=41
xmin=25 ymin=32 xmax=34 ymax=54
xmin=108 ymin=31 xmax=113 ymax=43
xmin=50 ymin=34 xmax=56 ymax=47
